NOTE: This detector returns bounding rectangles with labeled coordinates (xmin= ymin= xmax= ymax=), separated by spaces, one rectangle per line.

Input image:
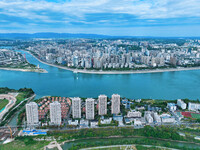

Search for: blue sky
xmin=0 ymin=0 xmax=200 ymax=36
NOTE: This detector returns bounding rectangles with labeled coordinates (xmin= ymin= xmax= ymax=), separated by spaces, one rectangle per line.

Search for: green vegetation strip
xmin=1 ymin=126 xmax=200 ymax=150
xmin=0 ymin=99 xmax=9 ymax=110
xmin=66 ymin=137 xmax=200 ymax=150
xmin=0 ymin=87 xmax=34 ymax=126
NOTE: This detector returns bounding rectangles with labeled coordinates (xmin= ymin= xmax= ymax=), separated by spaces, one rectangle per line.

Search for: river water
xmin=0 ymin=50 xmax=200 ymax=100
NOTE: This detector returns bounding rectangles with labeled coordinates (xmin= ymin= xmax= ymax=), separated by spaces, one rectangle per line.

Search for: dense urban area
xmin=1 ymin=38 xmax=200 ymax=149
xmin=1 ymin=87 xmax=200 ymax=149
xmin=23 ymin=38 xmax=200 ymax=70
xmin=1 ymin=38 xmax=200 ymax=72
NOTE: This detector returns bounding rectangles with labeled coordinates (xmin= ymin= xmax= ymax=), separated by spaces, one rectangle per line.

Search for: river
xmin=0 ymin=50 xmax=200 ymax=100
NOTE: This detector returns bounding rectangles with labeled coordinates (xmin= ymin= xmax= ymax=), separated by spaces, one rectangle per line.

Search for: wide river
xmin=0 ymin=50 xmax=200 ymax=100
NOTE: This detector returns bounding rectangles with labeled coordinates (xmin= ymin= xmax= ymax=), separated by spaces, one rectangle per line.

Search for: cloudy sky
xmin=0 ymin=0 xmax=200 ymax=36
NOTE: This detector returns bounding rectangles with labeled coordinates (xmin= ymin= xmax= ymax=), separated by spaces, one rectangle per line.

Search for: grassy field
xmin=1 ymin=134 xmax=200 ymax=150
xmin=90 ymin=145 xmax=170 ymax=150
xmin=191 ymin=113 xmax=200 ymax=119
xmin=0 ymin=140 xmax=50 ymax=150
xmin=16 ymin=93 xmax=27 ymax=103
xmin=0 ymin=99 xmax=9 ymax=110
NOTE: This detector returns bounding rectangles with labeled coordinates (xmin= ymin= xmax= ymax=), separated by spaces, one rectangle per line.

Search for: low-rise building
xmin=100 ymin=118 xmax=112 ymax=124
xmin=177 ymin=99 xmax=187 ymax=109
xmin=124 ymin=118 xmax=133 ymax=124
xmin=68 ymin=120 xmax=79 ymax=126
xmin=167 ymin=103 xmax=177 ymax=111
xmin=152 ymin=112 xmax=161 ymax=123
xmin=135 ymin=99 xmax=141 ymax=103
xmin=171 ymin=111 xmax=183 ymax=121
xmin=90 ymin=121 xmax=98 ymax=128
xmin=80 ymin=119 xmax=89 ymax=128
xmin=161 ymin=116 xmax=176 ymax=123
xmin=145 ymin=113 xmax=153 ymax=123
xmin=127 ymin=111 xmax=142 ymax=118
xmin=188 ymin=102 xmax=200 ymax=111
xmin=113 ymin=115 xmax=123 ymax=126
xmin=134 ymin=119 xmax=142 ymax=126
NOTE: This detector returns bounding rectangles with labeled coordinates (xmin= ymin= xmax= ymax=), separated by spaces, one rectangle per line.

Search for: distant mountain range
xmin=0 ymin=32 xmax=114 ymax=39
xmin=0 ymin=32 xmax=199 ymax=39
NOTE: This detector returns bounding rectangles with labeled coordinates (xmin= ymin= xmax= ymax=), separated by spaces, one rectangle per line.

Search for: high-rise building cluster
xmin=25 ymin=96 xmax=199 ymax=129
xmin=25 ymin=39 xmax=200 ymax=70
xmin=26 ymin=94 xmax=121 ymax=127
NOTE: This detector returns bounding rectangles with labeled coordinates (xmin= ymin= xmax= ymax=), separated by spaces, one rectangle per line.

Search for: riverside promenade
xmin=26 ymin=50 xmax=200 ymax=75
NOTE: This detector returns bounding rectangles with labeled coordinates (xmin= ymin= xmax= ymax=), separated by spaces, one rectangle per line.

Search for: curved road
xmin=0 ymin=94 xmax=17 ymax=120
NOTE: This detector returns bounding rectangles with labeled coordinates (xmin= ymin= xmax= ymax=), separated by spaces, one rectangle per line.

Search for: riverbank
xmin=0 ymin=67 xmax=48 ymax=73
xmin=25 ymin=50 xmax=200 ymax=74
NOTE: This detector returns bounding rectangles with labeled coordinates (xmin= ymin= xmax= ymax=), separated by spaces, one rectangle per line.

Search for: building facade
xmin=50 ymin=101 xmax=61 ymax=125
xmin=111 ymin=94 xmax=121 ymax=114
xmin=86 ymin=98 xmax=95 ymax=120
xmin=72 ymin=97 xmax=81 ymax=118
xmin=98 ymin=95 xmax=107 ymax=115
xmin=26 ymin=102 xmax=39 ymax=126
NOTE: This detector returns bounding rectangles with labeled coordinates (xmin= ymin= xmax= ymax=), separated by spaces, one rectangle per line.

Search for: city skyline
xmin=1 ymin=1 xmax=200 ymax=149
xmin=0 ymin=0 xmax=200 ymax=37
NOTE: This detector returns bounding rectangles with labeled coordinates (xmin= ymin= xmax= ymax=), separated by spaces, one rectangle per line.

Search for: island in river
xmin=0 ymin=67 xmax=47 ymax=73
xmin=0 ymin=48 xmax=47 ymax=73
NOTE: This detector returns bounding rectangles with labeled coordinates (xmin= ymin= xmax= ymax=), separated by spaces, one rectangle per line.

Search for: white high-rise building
xmin=86 ymin=98 xmax=95 ymax=120
xmin=72 ymin=97 xmax=81 ymax=118
xmin=50 ymin=101 xmax=61 ymax=125
xmin=111 ymin=94 xmax=120 ymax=114
xmin=26 ymin=102 xmax=39 ymax=126
xmin=98 ymin=95 xmax=107 ymax=115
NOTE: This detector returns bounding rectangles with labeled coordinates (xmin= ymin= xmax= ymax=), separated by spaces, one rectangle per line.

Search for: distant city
xmin=20 ymin=38 xmax=200 ymax=70
xmin=0 ymin=49 xmax=26 ymax=67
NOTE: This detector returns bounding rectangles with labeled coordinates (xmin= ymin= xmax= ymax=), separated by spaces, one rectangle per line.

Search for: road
xmin=0 ymin=94 xmax=17 ymax=120
xmin=81 ymin=144 xmax=179 ymax=150
xmin=1 ymin=94 xmax=36 ymax=125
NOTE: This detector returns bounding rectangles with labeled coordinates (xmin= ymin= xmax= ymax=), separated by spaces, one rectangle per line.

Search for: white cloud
xmin=0 ymin=0 xmax=200 ymax=22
